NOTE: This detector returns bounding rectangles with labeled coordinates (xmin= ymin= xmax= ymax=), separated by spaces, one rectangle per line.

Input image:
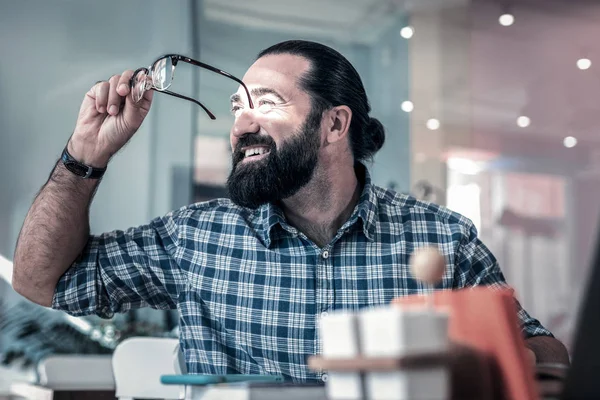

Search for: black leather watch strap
xmin=61 ymin=147 xmax=107 ymax=179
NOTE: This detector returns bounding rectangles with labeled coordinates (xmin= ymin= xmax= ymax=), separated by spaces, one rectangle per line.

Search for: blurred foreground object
xmin=0 ymin=255 xmax=112 ymax=372
xmin=311 ymin=288 xmax=545 ymax=400
xmin=410 ymin=246 xmax=446 ymax=286
xmin=112 ymin=337 xmax=184 ymax=399
xmin=392 ymin=288 xmax=539 ymax=399
xmin=309 ymin=245 xmax=557 ymax=399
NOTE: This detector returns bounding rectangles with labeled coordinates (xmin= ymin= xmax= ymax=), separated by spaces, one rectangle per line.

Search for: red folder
xmin=391 ymin=288 xmax=539 ymax=400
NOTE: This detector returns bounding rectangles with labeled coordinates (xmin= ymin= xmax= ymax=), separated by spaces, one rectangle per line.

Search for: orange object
xmin=391 ymin=288 xmax=538 ymax=400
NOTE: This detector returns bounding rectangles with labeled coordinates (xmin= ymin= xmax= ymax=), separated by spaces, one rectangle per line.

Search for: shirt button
xmin=321 ymin=250 xmax=329 ymax=259
xmin=321 ymin=373 xmax=329 ymax=382
xmin=320 ymin=311 xmax=329 ymax=319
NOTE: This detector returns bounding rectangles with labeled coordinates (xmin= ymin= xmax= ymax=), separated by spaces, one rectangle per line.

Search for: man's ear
xmin=324 ymin=106 xmax=352 ymax=144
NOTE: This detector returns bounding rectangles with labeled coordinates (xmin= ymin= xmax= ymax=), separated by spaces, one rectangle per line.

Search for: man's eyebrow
xmin=229 ymin=87 xmax=286 ymax=104
xmin=251 ymin=87 xmax=286 ymax=103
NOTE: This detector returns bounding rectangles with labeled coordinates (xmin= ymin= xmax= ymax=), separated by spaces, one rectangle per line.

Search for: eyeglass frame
xmin=129 ymin=54 xmax=254 ymax=120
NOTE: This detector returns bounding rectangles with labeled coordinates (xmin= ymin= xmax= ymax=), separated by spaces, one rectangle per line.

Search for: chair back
xmin=112 ymin=337 xmax=184 ymax=400
xmin=37 ymin=354 xmax=114 ymax=390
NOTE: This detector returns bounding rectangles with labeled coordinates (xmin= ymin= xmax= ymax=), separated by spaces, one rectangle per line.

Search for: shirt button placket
xmin=319 ymin=248 xmax=333 ymax=315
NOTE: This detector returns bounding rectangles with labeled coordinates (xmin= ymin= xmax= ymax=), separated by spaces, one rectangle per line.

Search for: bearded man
xmin=12 ymin=40 xmax=568 ymax=381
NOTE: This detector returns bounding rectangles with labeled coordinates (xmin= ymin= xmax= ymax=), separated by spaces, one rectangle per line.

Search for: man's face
xmin=226 ymin=54 xmax=323 ymax=208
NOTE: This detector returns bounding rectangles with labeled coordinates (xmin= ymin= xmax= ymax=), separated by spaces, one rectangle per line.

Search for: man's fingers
xmin=107 ymin=75 xmax=122 ymax=116
xmin=87 ymin=69 xmax=153 ymax=123
xmin=94 ymin=81 xmax=110 ymax=114
xmin=122 ymin=84 xmax=153 ymax=118
xmin=116 ymin=70 xmax=134 ymax=97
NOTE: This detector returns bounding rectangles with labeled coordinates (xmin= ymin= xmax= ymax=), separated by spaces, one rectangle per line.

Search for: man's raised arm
xmin=13 ymin=70 xmax=154 ymax=306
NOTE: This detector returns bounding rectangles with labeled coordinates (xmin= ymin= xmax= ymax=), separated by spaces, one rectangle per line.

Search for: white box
xmin=358 ymin=306 xmax=449 ymax=400
xmin=320 ymin=312 xmax=363 ymax=400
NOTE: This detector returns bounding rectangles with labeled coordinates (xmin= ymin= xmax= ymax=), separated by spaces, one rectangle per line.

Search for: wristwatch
xmin=61 ymin=147 xmax=107 ymax=179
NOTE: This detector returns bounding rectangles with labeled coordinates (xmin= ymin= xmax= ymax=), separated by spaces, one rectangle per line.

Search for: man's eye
xmin=230 ymin=105 xmax=243 ymax=116
xmin=258 ymin=99 xmax=275 ymax=112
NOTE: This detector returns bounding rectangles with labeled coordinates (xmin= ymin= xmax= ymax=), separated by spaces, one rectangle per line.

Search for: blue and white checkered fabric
xmin=53 ymin=164 xmax=551 ymax=381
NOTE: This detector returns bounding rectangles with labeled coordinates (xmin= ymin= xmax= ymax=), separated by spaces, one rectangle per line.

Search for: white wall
xmin=0 ymin=1 xmax=412 ymax=259
xmin=0 ymin=0 xmax=195 ymax=257
xmin=367 ymin=16 xmax=411 ymax=191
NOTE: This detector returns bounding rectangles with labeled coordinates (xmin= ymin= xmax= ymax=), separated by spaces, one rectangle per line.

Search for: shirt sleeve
xmin=452 ymin=222 xmax=553 ymax=339
xmin=51 ymin=211 xmax=188 ymax=319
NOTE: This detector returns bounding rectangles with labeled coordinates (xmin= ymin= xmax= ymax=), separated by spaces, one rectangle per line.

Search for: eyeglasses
xmin=130 ymin=54 xmax=254 ymax=120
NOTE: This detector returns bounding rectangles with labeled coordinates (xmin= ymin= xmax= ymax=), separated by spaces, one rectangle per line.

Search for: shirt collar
xmin=353 ymin=163 xmax=378 ymax=241
xmin=258 ymin=163 xmax=379 ymax=247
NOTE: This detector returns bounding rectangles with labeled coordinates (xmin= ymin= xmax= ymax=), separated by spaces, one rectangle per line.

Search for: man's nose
xmin=231 ymin=110 xmax=260 ymax=138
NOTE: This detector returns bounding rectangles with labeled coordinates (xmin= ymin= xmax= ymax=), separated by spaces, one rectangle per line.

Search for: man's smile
xmin=241 ymin=145 xmax=271 ymax=163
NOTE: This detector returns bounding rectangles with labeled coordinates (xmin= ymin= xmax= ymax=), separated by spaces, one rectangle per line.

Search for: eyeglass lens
xmin=132 ymin=56 xmax=175 ymax=103
xmin=151 ymin=57 xmax=174 ymax=91
xmin=132 ymin=70 xmax=151 ymax=103
xmin=130 ymin=55 xmax=252 ymax=118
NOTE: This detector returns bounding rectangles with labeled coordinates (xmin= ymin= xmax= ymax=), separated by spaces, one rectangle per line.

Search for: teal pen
xmin=161 ymin=374 xmax=284 ymax=386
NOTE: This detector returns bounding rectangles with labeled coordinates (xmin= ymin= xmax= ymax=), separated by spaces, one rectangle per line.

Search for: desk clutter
xmin=310 ymin=247 xmax=450 ymax=400
xmin=1 ymin=248 xmax=569 ymax=399
xmin=0 ymin=302 xmax=112 ymax=370
xmin=311 ymin=305 xmax=450 ymax=400
xmin=0 ymin=255 xmax=177 ymax=398
xmin=308 ymin=246 xmax=543 ymax=400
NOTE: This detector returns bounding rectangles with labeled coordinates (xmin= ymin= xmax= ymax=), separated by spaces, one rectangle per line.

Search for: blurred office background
xmin=1 ymin=0 xmax=599 ymax=391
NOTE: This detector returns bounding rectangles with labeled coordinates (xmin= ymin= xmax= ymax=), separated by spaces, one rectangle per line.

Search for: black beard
xmin=226 ymin=109 xmax=322 ymax=209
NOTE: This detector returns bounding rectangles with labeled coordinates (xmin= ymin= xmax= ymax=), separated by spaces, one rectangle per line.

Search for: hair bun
xmin=364 ymin=117 xmax=385 ymax=157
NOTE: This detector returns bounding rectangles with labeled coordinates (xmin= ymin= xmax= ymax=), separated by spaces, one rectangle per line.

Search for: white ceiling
xmin=470 ymin=0 xmax=600 ymax=144
xmin=203 ymin=0 xmax=461 ymax=44
xmin=203 ymin=0 xmax=600 ymax=152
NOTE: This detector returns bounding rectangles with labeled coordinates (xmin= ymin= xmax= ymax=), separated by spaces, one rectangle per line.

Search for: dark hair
xmin=257 ymin=40 xmax=385 ymax=162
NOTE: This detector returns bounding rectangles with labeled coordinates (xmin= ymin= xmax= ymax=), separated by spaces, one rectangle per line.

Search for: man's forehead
xmin=237 ymin=54 xmax=310 ymax=96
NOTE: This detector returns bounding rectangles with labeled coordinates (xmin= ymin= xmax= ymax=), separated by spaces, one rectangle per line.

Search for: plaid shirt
xmin=52 ymin=164 xmax=551 ymax=381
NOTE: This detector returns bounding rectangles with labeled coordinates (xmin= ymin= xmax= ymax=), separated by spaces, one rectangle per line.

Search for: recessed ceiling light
xmin=401 ymin=101 xmax=414 ymax=112
xmin=577 ymin=58 xmax=592 ymax=70
xmin=400 ymin=26 xmax=414 ymax=39
xmin=426 ymin=118 xmax=440 ymax=130
xmin=517 ymin=116 xmax=531 ymax=128
xmin=564 ymin=136 xmax=577 ymax=148
xmin=499 ymin=13 xmax=515 ymax=26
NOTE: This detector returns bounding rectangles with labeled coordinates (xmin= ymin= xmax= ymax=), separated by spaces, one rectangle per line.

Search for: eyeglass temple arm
xmin=161 ymin=90 xmax=216 ymax=120
xmin=169 ymin=55 xmax=254 ymax=109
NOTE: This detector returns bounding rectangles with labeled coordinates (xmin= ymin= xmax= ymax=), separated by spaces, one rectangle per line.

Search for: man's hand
xmin=525 ymin=336 xmax=570 ymax=365
xmin=12 ymin=69 xmax=154 ymax=306
xmin=69 ymin=70 xmax=154 ymax=167
xmin=526 ymin=347 xmax=536 ymax=365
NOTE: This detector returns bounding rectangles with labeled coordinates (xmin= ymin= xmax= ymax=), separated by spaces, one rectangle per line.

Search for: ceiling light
xmin=401 ymin=101 xmax=414 ymax=112
xmin=564 ymin=136 xmax=577 ymax=148
xmin=577 ymin=58 xmax=592 ymax=70
xmin=517 ymin=116 xmax=531 ymax=128
xmin=499 ymin=13 xmax=515 ymax=26
xmin=400 ymin=26 xmax=414 ymax=39
xmin=426 ymin=118 xmax=440 ymax=130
